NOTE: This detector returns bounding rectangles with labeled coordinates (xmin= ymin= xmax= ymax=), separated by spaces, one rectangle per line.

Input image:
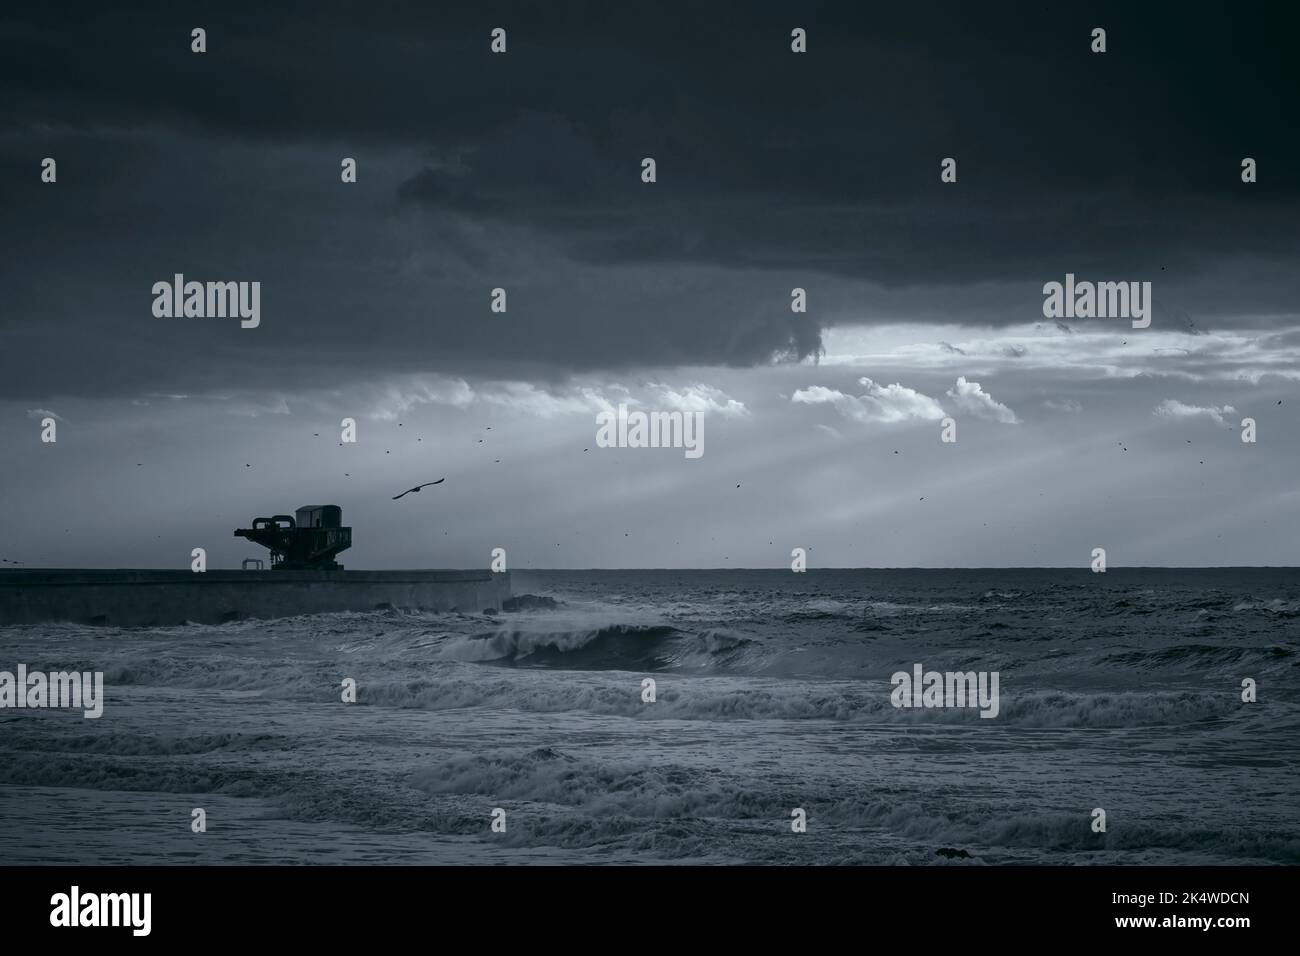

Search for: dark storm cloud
xmin=386 ymin=1 xmax=1300 ymax=286
xmin=1 ymin=1 xmax=1297 ymax=401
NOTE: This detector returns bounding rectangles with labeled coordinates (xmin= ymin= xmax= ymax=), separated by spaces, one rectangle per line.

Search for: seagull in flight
xmin=392 ymin=478 xmax=445 ymax=500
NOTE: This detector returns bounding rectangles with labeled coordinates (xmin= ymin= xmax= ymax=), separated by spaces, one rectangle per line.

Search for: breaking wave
xmin=436 ymin=623 xmax=757 ymax=671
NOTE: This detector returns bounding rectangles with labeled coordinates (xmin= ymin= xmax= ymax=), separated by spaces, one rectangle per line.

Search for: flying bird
xmin=392 ymin=479 xmax=445 ymax=500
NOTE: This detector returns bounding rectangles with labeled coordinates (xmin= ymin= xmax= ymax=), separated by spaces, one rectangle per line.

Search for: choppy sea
xmin=2 ymin=568 xmax=1297 ymax=865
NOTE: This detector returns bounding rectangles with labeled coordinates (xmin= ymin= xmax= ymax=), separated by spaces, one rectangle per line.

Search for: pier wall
xmin=0 ymin=569 xmax=511 ymax=626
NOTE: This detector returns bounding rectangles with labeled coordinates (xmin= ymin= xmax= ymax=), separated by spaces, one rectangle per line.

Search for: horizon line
xmin=2 ymin=565 xmax=1297 ymax=573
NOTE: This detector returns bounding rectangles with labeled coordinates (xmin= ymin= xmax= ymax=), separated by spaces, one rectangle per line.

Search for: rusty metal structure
xmin=234 ymin=504 xmax=352 ymax=570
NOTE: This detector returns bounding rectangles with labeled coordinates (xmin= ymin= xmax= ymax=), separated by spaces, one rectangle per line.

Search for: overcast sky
xmin=2 ymin=2 xmax=1297 ymax=569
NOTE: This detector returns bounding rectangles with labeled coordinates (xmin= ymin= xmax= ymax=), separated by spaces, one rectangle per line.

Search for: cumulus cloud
xmin=1152 ymin=399 xmax=1237 ymax=426
xmin=369 ymin=378 xmax=477 ymax=420
xmin=477 ymin=382 xmax=622 ymax=418
xmin=792 ymin=377 xmax=946 ymax=424
xmin=369 ymin=377 xmax=618 ymax=420
xmin=945 ymin=377 xmax=1020 ymax=424
xmin=647 ymin=383 xmax=748 ymax=417
xmin=365 ymin=376 xmax=745 ymax=421
xmin=25 ymin=408 xmax=63 ymax=421
xmin=821 ymin=323 xmax=1300 ymax=388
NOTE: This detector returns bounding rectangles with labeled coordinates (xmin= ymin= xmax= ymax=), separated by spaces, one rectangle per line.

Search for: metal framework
xmin=234 ymin=505 xmax=352 ymax=570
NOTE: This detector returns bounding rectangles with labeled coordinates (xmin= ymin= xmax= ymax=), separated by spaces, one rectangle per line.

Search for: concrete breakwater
xmin=0 ymin=569 xmax=511 ymax=626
